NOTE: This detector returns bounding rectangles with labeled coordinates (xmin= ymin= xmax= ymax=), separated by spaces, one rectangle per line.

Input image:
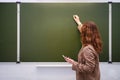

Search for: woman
xmin=63 ymin=15 xmax=102 ymax=80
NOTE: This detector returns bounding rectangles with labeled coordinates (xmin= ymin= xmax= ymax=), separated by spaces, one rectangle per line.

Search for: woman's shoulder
xmin=82 ymin=45 xmax=99 ymax=57
xmin=83 ymin=45 xmax=94 ymax=50
xmin=82 ymin=45 xmax=97 ymax=54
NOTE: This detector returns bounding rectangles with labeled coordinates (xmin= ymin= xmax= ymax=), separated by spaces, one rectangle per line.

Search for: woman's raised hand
xmin=73 ymin=15 xmax=82 ymax=26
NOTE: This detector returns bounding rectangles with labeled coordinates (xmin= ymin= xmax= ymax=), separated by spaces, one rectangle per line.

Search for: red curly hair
xmin=81 ymin=21 xmax=102 ymax=54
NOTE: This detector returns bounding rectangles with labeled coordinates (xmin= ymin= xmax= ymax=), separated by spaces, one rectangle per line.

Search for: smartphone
xmin=62 ymin=55 xmax=64 ymax=57
xmin=62 ymin=55 xmax=67 ymax=59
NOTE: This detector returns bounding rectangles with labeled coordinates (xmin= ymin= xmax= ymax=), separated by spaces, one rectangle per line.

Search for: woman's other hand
xmin=63 ymin=56 xmax=77 ymax=65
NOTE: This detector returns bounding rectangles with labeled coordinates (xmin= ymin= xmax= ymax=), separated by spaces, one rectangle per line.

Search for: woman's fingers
xmin=73 ymin=15 xmax=82 ymax=26
xmin=73 ymin=15 xmax=79 ymax=20
xmin=65 ymin=57 xmax=74 ymax=64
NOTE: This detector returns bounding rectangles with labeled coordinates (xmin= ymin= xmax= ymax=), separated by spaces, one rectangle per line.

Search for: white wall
xmin=0 ymin=62 xmax=120 ymax=80
xmin=0 ymin=62 xmax=75 ymax=80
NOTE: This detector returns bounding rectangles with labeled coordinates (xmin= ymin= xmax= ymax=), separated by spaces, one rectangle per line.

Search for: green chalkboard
xmin=1 ymin=3 xmax=120 ymax=62
xmin=112 ymin=3 xmax=120 ymax=62
xmin=0 ymin=3 xmax=17 ymax=62
xmin=20 ymin=3 xmax=109 ymax=62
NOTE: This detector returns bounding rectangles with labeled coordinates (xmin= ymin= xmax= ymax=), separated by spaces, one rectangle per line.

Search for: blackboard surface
xmin=112 ymin=3 xmax=120 ymax=62
xmin=0 ymin=3 xmax=17 ymax=62
xmin=21 ymin=3 xmax=109 ymax=62
xmin=1 ymin=3 xmax=120 ymax=62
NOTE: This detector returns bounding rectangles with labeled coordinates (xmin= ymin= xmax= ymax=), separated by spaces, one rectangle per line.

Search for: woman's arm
xmin=65 ymin=46 xmax=96 ymax=73
xmin=72 ymin=46 xmax=96 ymax=73
xmin=73 ymin=15 xmax=83 ymax=31
xmin=63 ymin=46 xmax=96 ymax=73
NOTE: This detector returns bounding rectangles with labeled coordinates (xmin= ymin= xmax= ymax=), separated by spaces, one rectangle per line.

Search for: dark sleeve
xmin=72 ymin=46 xmax=96 ymax=73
